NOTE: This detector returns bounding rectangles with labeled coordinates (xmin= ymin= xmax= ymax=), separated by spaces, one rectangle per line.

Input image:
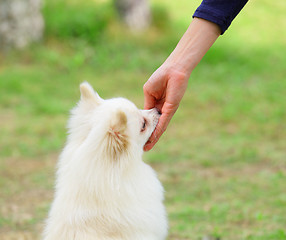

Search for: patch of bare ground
xmin=151 ymin=158 xmax=286 ymax=183
xmin=0 ymin=153 xmax=58 ymax=240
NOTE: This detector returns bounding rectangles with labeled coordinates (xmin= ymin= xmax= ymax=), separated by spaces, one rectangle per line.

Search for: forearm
xmin=164 ymin=17 xmax=221 ymax=77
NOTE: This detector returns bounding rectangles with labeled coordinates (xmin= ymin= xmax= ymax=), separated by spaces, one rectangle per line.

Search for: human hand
xmin=143 ymin=18 xmax=220 ymax=151
xmin=143 ymin=65 xmax=189 ymax=151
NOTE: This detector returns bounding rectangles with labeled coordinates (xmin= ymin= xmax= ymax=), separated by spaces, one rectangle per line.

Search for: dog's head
xmin=68 ymin=82 xmax=160 ymax=159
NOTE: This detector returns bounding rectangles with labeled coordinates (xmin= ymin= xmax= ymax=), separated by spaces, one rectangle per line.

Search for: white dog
xmin=42 ymin=82 xmax=168 ymax=240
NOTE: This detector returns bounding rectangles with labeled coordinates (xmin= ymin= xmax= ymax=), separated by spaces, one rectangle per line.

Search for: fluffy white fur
xmin=42 ymin=82 xmax=168 ymax=240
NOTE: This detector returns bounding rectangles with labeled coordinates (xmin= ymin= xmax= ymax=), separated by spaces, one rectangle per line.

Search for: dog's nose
xmin=154 ymin=108 xmax=162 ymax=115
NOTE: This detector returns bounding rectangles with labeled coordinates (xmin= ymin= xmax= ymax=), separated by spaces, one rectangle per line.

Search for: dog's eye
xmin=141 ymin=118 xmax=147 ymax=132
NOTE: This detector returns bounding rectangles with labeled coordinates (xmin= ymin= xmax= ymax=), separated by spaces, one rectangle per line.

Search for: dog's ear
xmin=80 ymin=82 xmax=103 ymax=106
xmin=105 ymin=111 xmax=129 ymax=158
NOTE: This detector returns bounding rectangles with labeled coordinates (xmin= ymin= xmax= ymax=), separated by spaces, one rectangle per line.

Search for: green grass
xmin=0 ymin=0 xmax=286 ymax=239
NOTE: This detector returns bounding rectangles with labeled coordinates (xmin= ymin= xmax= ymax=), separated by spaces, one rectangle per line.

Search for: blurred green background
xmin=0 ymin=0 xmax=286 ymax=239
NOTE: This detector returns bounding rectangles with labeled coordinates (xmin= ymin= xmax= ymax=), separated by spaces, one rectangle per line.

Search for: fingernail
xmin=147 ymin=139 xmax=153 ymax=144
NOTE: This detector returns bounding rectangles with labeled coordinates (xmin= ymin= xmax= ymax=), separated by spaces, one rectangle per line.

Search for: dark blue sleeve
xmin=193 ymin=0 xmax=248 ymax=34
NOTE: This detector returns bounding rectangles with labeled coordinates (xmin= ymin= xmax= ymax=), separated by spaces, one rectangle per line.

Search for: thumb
xmin=143 ymin=84 xmax=156 ymax=110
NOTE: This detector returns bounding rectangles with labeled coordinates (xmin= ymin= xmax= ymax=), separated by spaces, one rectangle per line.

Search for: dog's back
xmin=44 ymin=161 xmax=167 ymax=240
